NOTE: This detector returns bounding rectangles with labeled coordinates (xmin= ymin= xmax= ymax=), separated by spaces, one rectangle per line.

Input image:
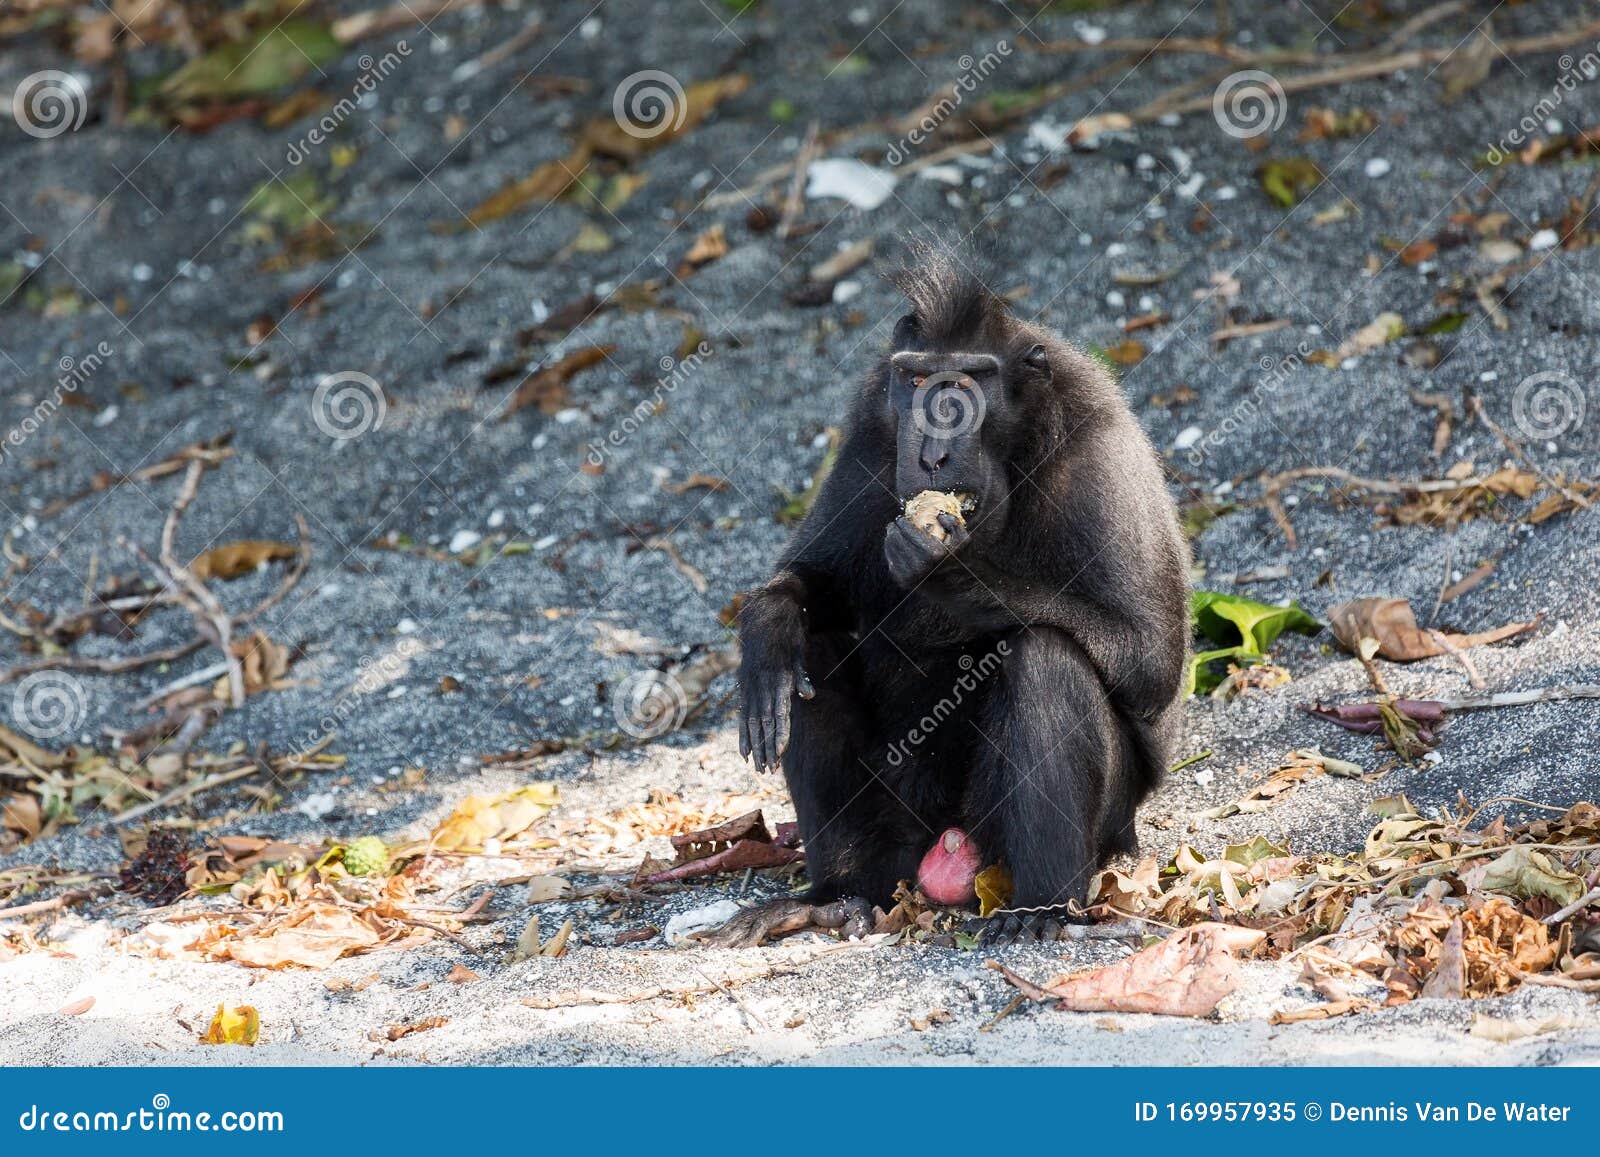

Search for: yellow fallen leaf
xmin=974 ymin=864 xmax=1013 ymax=918
xmin=191 ymin=540 xmax=297 ymax=580
xmin=431 ymin=783 xmax=559 ymax=851
xmin=202 ymin=1003 xmax=260 ymax=1045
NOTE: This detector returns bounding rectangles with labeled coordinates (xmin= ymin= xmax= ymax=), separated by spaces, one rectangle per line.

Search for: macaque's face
xmin=885 ymin=314 xmax=1052 ymax=509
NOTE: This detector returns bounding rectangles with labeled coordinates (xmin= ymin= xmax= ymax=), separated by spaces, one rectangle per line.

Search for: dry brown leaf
xmin=58 ymin=996 xmax=95 ymax=1016
xmin=378 ymin=1016 xmax=449 ymax=1041
xmin=677 ymin=224 xmax=728 ymax=275
xmin=446 ymin=964 xmax=480 ymax=984
xmin=580 ymin=74 xmax=750 ymax=161
xmin=501 ymin=346 xmax=614 ymax=419
xmin=1003 ymin=923 xmax=1266 ymax=1017
xmin=452 ymin=144 xmax=593 ymax=229
xmin=191 ymin=540 xmax=297 ymax=581
xmin=214 ymin=904 xmax=382 ymax=969
xmin=1328 ymin=597 xmax=1539 ymax=661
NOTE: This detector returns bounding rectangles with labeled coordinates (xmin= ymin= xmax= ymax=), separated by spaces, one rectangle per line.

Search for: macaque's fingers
xmin=738 ymin=703 xmax=753 ymax=761
xmin=792 ymin=659 xmax=815 ymax=700
xmin=774 ymin=685 xmax=793 ymax=759
xmin=935 ymin=512 xmax=970 ymax=549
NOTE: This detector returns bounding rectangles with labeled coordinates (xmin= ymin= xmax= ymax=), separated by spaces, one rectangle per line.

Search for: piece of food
xmin=917 ymin=827 xmax=982 ymax=906
xmin=903 ymin=490 xmax=975 ymax=541
xmin=341 ymin=836 xmax=388 ymax=877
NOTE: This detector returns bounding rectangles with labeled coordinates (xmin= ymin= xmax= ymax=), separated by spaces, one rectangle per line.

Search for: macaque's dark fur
xmin=735 ymin=246 xmax=1189 ymax=940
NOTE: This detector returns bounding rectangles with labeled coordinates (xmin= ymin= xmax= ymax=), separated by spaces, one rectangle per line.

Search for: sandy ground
xmin=3 ymin=0 xmax=1600 ymax=1064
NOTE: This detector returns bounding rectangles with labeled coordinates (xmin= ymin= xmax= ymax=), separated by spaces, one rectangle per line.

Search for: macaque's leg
xmin=964 ymin=626 xmax=1119 ymax=943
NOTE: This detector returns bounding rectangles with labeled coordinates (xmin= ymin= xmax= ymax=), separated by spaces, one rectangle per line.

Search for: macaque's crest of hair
xmin=888 ymin=241 xmax=1011 ymax=348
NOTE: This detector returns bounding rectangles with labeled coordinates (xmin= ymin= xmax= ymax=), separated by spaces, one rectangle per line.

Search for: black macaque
xmin=713 ymin=247 xmax=1189 ymax=947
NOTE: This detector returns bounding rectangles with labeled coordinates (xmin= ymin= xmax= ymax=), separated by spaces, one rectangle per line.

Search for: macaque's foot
xmin=971 ymin=906 xmax=1086 ymax=945
xmin=694 ymin=895 xmax=874 ymax=948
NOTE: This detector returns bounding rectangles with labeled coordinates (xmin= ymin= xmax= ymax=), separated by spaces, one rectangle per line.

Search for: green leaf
xmin=1477 ymin=846 xmax=1586 ymax=907
xmin=161 ymin=21 xmax=342 ymax=104
xmin=1191 ymin=590 xmax=1321 ymax=654
xmin=1184 ymin=645 xmax=1252 ymax=696
xmin=1223 ymin=835 xmax=1289 ymax=867
xmin=1256 ymin=158 xmax=1322 ymax=208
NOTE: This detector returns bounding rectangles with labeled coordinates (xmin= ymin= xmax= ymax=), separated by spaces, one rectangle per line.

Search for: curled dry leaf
xmin=1328 ymin=597 xmax=1539 ymax=662
xmin=996 ymin=923 xmax=1266 ymax=1017
xmin=211 ymin=904 xmax=384 ymax=969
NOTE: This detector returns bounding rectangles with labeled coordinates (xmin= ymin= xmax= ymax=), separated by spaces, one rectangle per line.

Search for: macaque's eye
xmin=911 ymin=374 xmax=927 ymax=388
xmin=1024 ymin=343 xmax=1049 ymax=367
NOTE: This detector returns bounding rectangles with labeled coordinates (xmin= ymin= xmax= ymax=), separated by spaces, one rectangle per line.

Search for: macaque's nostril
xmin=920 ymin=440 xmax=949 ymax=472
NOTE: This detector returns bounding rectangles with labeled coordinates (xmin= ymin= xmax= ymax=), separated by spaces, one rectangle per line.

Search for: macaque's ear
xmin=892 ymin=313 xmax=920 ymax=349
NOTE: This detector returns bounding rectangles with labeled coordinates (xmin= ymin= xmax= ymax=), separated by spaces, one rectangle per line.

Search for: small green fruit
xmin=342 ymin=836 xmax=388 ymax=877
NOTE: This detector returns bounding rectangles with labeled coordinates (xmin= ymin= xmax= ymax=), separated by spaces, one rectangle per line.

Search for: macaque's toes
xmin=974 ymin=909 xmax=1078 ymax=945
xmin=811 ymin=895 xmax=874 ymax=939
xmin=694 ymin=898 xmax=817 ymax=948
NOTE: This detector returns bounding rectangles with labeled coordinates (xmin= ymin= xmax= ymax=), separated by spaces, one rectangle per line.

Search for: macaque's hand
xmin=736 ymin=586 xmax=815 ymax=773
xmin=884 ymin=511 xmax=969 ymax=588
